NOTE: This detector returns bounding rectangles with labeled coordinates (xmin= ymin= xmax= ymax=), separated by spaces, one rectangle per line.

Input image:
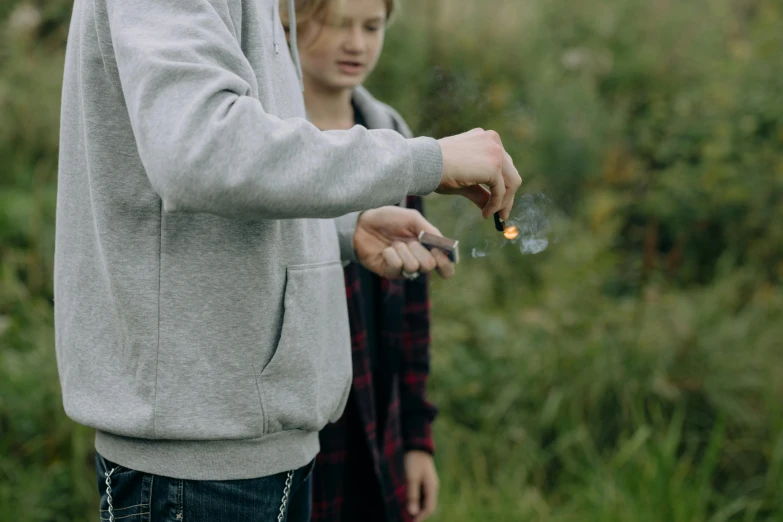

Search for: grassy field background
xmin=2 ymin=0 xmax=783 ymax=520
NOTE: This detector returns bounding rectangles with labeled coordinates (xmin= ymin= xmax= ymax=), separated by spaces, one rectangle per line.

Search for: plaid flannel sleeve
xmin=399 ymin=195 xmax=438 ymax=454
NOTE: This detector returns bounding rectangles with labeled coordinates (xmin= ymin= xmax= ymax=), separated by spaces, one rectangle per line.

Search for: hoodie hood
xmin=276 ymin=0 xmax=304 ymax=91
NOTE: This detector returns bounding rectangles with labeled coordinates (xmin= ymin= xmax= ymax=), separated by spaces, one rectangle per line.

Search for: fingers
xmin=416 ymin=469 xmax=440 ymax=522
xmin=481 ymin=132 xmax=506 ymax=219
xmin=500 ymin=150 xmax=522 ymax=220
xmin=483 ymin=163 xmax=506 ymax=219
xmin=407 ymin=473 xmax=422 ymax=519
xmin=486 ymin=129 xmax=502 ymax=144
xmin=366 ymin=208 xmax=457 ymax=280
xmin=431 ymin=248 xmax=455 ymax=279
xmin=393 ymin=208 xmax=456 ymax=279
xmin=382 ymin=247 xmax=403 ymax=278
xmin=392 ymin=241 xmax=422 ymax=276
xmin=478 ymin=130 xmax=519 ymax=220
xmin=408 ymin=242 xmax=438 ymax=273
xmin=397 ymin=241 xmax=453 ymax=280
xmin=436 ymin=128 xmax=518 ymax=222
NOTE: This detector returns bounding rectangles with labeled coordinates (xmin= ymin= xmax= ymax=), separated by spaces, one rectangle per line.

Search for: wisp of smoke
xmin=470 ymin=193 xmax=556 ymax=258
xmin=508 ymin=193 xmax=553 ymax=255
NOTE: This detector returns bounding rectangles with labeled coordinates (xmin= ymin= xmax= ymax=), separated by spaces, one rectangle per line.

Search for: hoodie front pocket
xmin=257 ymin=261 xmax=353 ymax=435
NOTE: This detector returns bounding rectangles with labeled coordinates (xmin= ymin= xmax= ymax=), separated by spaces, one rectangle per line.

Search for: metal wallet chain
xmin=104 ymin=467 xmax=117 ymax=522
xmin=277 ymin=470 xmax=295 ymax=522
xmin=104 ymin=465 xmax=294 ymax=522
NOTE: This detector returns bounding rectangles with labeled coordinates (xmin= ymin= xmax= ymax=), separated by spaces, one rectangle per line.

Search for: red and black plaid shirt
xmin=311 ymin=195 xmax=437 ymax=522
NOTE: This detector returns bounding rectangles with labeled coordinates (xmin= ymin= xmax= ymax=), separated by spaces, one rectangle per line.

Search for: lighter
xmin=418 ymin=231 xmax=460 ymax=264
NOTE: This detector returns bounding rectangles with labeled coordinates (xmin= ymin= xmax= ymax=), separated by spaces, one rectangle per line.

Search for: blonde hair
xmin=281 ymin=0 xmax=397 ymax=32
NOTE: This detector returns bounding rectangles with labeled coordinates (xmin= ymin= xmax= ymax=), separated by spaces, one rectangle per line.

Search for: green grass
xmin=2 ymin=0 xmax=783 ymax=520
xmin=423 ymin=209 xmax=783 ymax=521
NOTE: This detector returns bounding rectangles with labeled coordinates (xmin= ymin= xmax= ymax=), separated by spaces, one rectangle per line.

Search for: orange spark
xmin=503 ymin=226 xmax=519 ymax=240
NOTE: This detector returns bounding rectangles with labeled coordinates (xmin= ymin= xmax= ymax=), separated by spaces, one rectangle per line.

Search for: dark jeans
xmin=96 ymin=453 xmax=314 ymax=522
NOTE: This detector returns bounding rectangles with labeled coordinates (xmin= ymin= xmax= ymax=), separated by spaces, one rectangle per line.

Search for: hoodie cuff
xmin=334 ymin=211 xmax=361 ymax=262
xmin=407 ymin=137 xmax=443 ymax=196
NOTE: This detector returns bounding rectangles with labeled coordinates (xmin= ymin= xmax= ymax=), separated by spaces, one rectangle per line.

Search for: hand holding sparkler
xmin=436 ymin=128 xmax=522 ymax=221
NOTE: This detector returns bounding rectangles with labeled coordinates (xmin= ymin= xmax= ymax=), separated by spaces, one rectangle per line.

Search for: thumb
xmin=404 ymin=209 xmax=442 ymax=238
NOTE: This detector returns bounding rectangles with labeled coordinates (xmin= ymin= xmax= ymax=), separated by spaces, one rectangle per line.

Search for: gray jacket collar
xmin=351 ymin=86 xmax=395 ymax=131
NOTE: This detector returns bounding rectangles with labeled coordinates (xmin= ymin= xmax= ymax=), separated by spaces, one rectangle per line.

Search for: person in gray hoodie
xmin=55 ymin=0 xmax=521 ymax=520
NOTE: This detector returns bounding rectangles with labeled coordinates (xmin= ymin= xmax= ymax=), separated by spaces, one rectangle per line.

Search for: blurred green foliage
xmin=1 ymin=0 xmax=782 ymax=520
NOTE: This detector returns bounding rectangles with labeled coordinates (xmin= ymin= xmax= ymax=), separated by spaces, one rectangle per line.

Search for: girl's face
xmin=298 ymin=0 xmax=387 ymax=92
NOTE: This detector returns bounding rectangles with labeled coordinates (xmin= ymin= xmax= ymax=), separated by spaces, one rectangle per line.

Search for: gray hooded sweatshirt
xmin=54 ymin=0 xmax=443 ymax=481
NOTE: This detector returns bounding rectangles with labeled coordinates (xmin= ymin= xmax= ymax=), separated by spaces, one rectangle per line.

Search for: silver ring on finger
xmin=402 ymin=270 xmax=420 ymax=281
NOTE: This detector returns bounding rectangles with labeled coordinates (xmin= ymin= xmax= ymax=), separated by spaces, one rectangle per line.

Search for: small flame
xmin=503 ymin=226 xmax=519 ymax=240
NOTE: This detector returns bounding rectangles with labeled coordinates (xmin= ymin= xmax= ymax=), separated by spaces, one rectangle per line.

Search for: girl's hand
xmin=405 ymin=450 xmax=439 ymax=522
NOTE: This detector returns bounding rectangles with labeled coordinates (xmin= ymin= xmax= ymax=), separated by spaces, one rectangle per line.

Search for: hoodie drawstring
xmin=275 ymin=0 xmax=304 ymax=92
xmin=273 ymin=0 xmax=280 ymax=54
xmin=287 ymin=0 xmax=305 ymax=91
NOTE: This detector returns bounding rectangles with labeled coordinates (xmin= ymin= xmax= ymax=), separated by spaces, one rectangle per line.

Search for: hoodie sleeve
xmin=104 ymin=0 xmax=442 ymax=220
xmin=330 ymin=98 xmax=420 ymax=261
xmin=334 ymin=211 xmax=361 ymax=262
